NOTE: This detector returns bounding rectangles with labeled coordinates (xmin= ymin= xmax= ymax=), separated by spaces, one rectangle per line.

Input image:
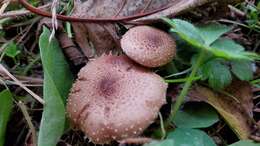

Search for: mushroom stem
xmin=165 ymin=50 xmax=207 ymax=127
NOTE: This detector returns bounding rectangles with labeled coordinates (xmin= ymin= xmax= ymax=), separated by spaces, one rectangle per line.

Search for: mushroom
xmin=66 ymin=54 xmax=167 ymax=144
xmin=120 ymin=26 xmax=176 ymax=68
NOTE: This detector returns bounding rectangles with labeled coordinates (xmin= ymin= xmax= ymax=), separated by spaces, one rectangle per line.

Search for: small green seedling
xmin=163 ymin=18 xmax=258 ymax=90
xmin=4 ymin=41 xmax=20 ymax=59
xmin=240 ymin=2 xmax=260 ymax=32
xmin=162 ymin=18 xmax=259 ymax=125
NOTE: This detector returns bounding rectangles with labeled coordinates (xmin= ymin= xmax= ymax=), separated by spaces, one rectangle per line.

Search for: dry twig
xmin=0 ymin=3 xmax=51 ymax=19
xmin=0 ymin=64 xmax=45 ymax=104
xmin=17 ymin=101 xmax=37 ymax=146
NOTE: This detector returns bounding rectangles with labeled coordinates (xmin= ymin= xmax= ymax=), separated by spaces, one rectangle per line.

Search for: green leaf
xmin=162 ymin=18 xmax=205 ymax=47
xmin=197 ymin=23 xmax=232 ymax=45
xmin=4 ymin=41 xmax=20 ymax=58
xmin=173 ymin=103 xmax=219 ymax=128
xmin=163 ymin=18 xmax=259 ymax=61
xmin=38 ymin=27 xmax=73 ymax=146
xmin=231 ymin=60 xmax=253 ymax=81
xmin=144 ymin=139 xmax=175 ymax=146
xmin=209 ymin=39 xmax=259 ymax=60
xmin=229 ymin=140 xmax=260 ymax=146
xmin=0 ymin=89 xmax=13 ymax=146
xmin=210 ymin=38 xmax=244 ymax=57
xmin=201 ymin=59 xmax=232 ymax=89
xmin=167 ymin=128 xmax=217 ymax=146
xmin=210 ymin=38 xmax=259 ymax=60
xmin=0 ymin=31 xmax=5 ymax=37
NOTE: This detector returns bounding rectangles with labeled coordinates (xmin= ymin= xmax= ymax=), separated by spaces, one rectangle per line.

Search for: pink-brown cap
xmin=120 ymin=26 xmax=176 ymax=68
xmin=66 ymin=54 xmax=167 ymax=144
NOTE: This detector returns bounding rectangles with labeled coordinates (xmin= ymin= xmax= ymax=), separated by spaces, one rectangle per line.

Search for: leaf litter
xmin=189 ymin=80 xmax=255 ymax=139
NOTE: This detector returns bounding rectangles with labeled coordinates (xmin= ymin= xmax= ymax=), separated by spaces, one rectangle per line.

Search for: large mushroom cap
xmin=67 ymin=54 xmax=167 ymax=144
xmin=120 ymin=26 xmax=176 ymax=68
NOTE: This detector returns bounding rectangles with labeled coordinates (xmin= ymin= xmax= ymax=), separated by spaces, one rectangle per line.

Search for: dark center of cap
xmin=98 ymin=77 xmax=117 ymax=97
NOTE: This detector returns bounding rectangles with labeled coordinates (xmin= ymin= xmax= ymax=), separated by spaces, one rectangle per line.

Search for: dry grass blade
xmin=119 ymin=137 xmax=153 ymax=145
xmin=0 ymin=4 xmax=51 ymax=19
xmin=0 ymin=69 xmax=43 ymax=85
xmin=49 ymin=0 xmax=58 ymax=41
xmin=0 ymin=0 xmax=10 ymax=14
xmin=17 ymin=101 xmax=37 ymax=146
xmin=0 ymin=64 xmax=45 ymax=104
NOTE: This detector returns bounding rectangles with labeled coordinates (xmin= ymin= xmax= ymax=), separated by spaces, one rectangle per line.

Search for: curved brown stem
xmin=18 ymin=0 xmax=173 ymax=22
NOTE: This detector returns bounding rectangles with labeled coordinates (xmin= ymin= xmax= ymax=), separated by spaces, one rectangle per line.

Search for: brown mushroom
xmin=120 ymin=26 xmax=176 ymax=68
xmin=66 ymin=54 xmax=167 ymax=144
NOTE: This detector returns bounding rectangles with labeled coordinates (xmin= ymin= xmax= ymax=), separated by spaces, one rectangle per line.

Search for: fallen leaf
xmin=71 ymin=0 xmax=237 ymax=59
xmin=135 ymin=0 xmax=243 ymax=22
xmin=57 ymin=31 xmax=87 ymax=66
xmin=229 ymin=140 xmax=260 ymax=146
xmin=72 ymin=22 xmax=120 ymax=58
xmin=189 ymin=80 xmax=254 ymax=139
xmin=37 ymin=18 xmax=86 ymax=65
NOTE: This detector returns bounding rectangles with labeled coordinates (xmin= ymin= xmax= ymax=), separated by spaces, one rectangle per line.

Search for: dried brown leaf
xmin=57 ymin=31 xmax=87 ymax=65
xmin=37 ymin=18 xmax=86 ymax=65
xmin=72 ymin=22 xmax=120 ymax=58
xmin=70 ymin=0 xmax=243 ymax=60
xmin=135 ymin=0 xmax=243 ymax=22
xmin=70 ymin=0 xmax=173 ymax=58
xmin=189 ymin=81 xmax=254 ymax=139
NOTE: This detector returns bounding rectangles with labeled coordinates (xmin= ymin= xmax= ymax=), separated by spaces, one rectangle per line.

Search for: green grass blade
xmin=164 ymin=76 xmax=201 ymax=83
xmin=0 ymin=89 xmax=13 ymax=146
xmin=38 ymin=27 xmax=73 ymax=146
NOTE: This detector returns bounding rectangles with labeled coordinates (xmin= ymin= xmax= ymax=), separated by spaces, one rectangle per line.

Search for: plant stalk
xmin=165 ymin=50 xmax=206 ymax=127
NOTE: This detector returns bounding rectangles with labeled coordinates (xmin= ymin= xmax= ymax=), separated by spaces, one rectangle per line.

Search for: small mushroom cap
xmin=121 ymin=26 xmax=176 ymax=68
xmin=67 ymin=54 xmax=167 ymax=144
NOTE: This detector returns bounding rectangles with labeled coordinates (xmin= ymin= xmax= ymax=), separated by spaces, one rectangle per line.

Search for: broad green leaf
xmin=209 ymin=38 xmax=259 ymax=60
xmin=162 ymin=18 xmax=205 ymax=48
xmin=201 ymin=59 xmax=232 ymax=89
xmin=4 ymin=41 xmax=20 ymax=58
xmin=163 ymin=18 xmax=259 ymax=60
xmin=144 ymin=139 xmax=175 ymax=146
xmin=229 ymin=140 xmax=260 ymax=146
xmin=170 ymin=19 xmax=204 ymax=44
xmin=197 ymin=23 xmax=232 ymax=45
xmin=174 ymin=103 xmax=219 ymax=128
xmin=0 ymin=89 xmax=13 ymax=146
xmin=38 ymin=27 xmax=73 ymax=146
xmin=231 ymin=60 xmax=253 ymax=81
xmin=167 ymin=128 xmax=217 ymax=146
xmin=211 ymin=38 xmax=244 ymax=52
